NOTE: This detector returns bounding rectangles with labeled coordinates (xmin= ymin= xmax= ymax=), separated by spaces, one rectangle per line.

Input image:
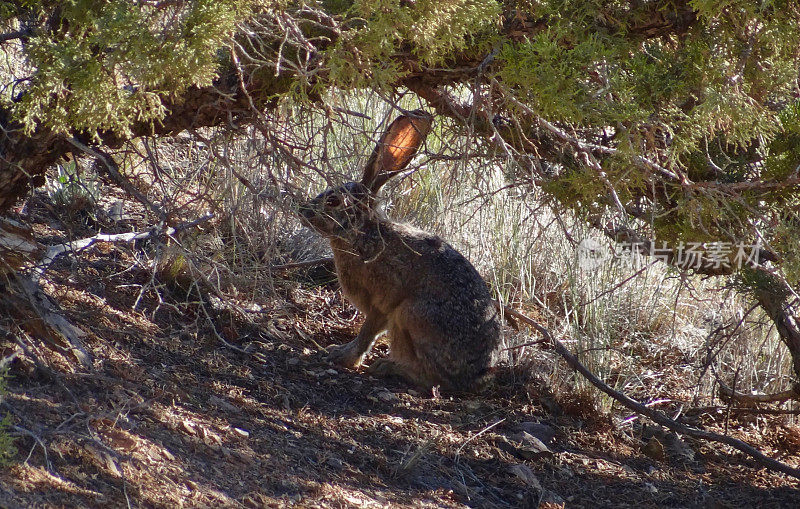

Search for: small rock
xmin=235 ymin=451 xmax=255 ymax=465
xmin=208 ymin=395 xmax=240 ymax=414
xmin=540 ymin=489 xmax=566 ymax=506
xmin=664 ymin=433 xmax=695 ymax=463
xmin=642 ymin=424 xmax=695 ymax=464
xmin=287 ymin=357 xmax=300 ymax=366
xmin=233 ymin=427 xmax=250 ymax=438
xmin=326 ymin=456 xmax=344 ymax=469
xmin=325 ymin=368 xmax=338 ymax=376
xmin=509 ymin=463 xmax=541 ymax=490
xmin=376 ymin=390 xmax=399 ymax=403
xmin=464 ymin=400 xmax=481 ymax=411
xmin=517 ymin=421 xmax=557 ymax=446
xmin=509 ymin=431 xmax=553 ymax=460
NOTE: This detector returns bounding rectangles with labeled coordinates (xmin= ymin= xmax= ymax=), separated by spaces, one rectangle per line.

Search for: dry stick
xmin=269 ymin=257 xmax=334 ymax=272
xmin=728 ymin=407 xmax=800 ymax=416
xmin=717 ymin=381 xmax=800 ymax=404
xmin=490 ymin=77 xmax=683 ymax=184
xmin=455 ymin=418 xmax=506 ymax=458
xmin=498 ymin=302 xmax=800 ymax=480
xmin=67 ymin=137 xmax=168 ymax=223
xmin=32 ymin=214 xmax=215 ymax=284
xmin=11 ymin=425 xmax=52 ymax=470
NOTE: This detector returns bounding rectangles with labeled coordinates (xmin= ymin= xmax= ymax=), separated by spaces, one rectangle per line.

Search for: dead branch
xmin=688 ymin=405 xmax=800 ymax=418
xmin=492 ymin=78 xmax=683 ymax=184
xmin=717 ymin=381 xmax=800 ymax=404
xmin=67 ymin=138 xmax=169 ymax=222
xmin=269 ymin=257 xmax=334 ymax=271
xmin=688 ymin=177 xmax=800 ymax=193
xmin=8 ymin=274 xmax=92 ymax=367
xmin=0 ymin=217 xmax=44 ymax=273
xmin=32 ymin=213 xmax=215 ymax=284
xmin=729 ymin=407 xmax=800 ymax=416
xmin=498 ymin=302 xmax=800 ymax=480
xmin=11 ymin=424 xmax=52 ymax=471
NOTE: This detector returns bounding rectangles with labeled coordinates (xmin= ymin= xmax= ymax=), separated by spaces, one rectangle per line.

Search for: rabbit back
xmin=331 ymin=220 xmax=501 ymax=391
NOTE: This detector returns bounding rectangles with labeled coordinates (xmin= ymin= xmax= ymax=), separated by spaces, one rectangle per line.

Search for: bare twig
xmin=729 ymin=407 xmax=800 ymax=416
xmin=455 ymin=418 xmax=505 ymax=457
xmin=688 ymin=177 xmax=800 ymax=193
xmin=11 ymin=275 xmax=92 ymax=367
xmin=67 ymin=138 xmax=168 ymax=222
xmin=196 ymin=297 xmax=252 ymax=355
xmin=717 ymin=381 xmax=800 ymax=404
xmin=499 ymin=302 xmax=800 ymax=480
xmin=269 ymin=257 xmax=334 ymax=271
xmin=32 ymin=214 xmax=215 ymax=283
xmin=11 ymin=425 xmax=52 ymax=471
xmin=490 ymin=78 xmax=683 ymax=183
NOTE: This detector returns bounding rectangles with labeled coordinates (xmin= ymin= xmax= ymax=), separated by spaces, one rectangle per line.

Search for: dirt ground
xmin=2 ymin=200 xmax=800 ymax=508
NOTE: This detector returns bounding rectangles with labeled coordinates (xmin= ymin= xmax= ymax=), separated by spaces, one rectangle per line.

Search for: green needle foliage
xmin=6 ymin=0 xmax=245 ymax=138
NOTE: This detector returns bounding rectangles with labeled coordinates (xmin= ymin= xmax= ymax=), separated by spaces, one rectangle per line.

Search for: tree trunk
xmin=755 ymin=285 xmax=800 ymax=382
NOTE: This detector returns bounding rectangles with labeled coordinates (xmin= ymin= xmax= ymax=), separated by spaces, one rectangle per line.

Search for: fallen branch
xmin=717 ymin=381 xmax=800 ymax=404
xmin=12 ymin=424 xmax=52 ymax=471
xmin=269 ymin=257 xmax=334 ymax=272
xmin=498 ymin=302 xmax=800 ymax=480
xmin=706 ymin=406 xmax=800 ymax=416
xmin=730 ymin=407 xmax=800 ymax=416
xmin=10 ymin=274 xmax=92 ymax=367
xmin=32 ymin=214 xmax=215 ymax=284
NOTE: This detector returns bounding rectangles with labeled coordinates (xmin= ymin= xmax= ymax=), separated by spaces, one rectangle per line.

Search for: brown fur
xmin=298 ymin=111 xmax=501 ymax=392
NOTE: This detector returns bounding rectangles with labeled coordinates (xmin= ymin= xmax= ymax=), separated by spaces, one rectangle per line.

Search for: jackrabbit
xmin=298 ymin=111 xmax=501 ymax=392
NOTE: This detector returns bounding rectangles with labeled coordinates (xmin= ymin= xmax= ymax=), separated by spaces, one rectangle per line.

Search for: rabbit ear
xmin=361 ymin=110 xmax=433 ymax=193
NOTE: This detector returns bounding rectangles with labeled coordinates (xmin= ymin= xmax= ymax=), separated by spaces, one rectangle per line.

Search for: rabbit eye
xmin=326 ymin=195 xmax=342 ymax=207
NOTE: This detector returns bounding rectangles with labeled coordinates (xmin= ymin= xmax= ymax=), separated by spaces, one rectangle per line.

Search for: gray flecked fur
xmin=298 ymin=113 xmax=500 ymax=392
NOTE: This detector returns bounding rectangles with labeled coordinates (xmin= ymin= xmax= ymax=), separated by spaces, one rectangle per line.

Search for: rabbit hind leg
xmin=368 ymin=326 xmax=435 ymax=389
xmin=367 ymin=357 xmax=436 ymax=390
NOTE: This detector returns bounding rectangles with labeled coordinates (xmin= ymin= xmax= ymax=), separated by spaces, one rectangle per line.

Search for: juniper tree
xmin=1 ymin=1 xmax=799 ymax=380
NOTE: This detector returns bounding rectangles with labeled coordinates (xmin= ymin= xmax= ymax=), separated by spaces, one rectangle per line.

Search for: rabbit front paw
xmin=327 ymin=340 xmax=365 ymax=369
